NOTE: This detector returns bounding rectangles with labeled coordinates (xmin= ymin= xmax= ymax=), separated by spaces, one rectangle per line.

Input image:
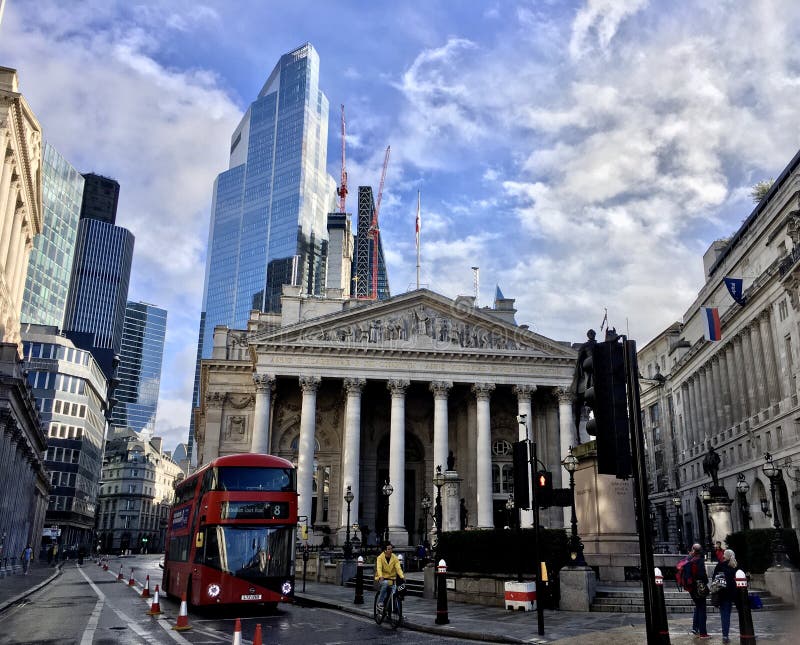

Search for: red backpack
xmin=675 ymin=556 xmax=695 ymax=592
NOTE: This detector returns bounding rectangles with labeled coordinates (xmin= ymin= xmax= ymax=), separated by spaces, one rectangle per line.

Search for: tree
xmin=751 ymin=178 xmax=774 ymax=203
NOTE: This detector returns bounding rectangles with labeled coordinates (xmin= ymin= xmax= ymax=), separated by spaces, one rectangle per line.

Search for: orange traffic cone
xmin=147 ymin=585 xmax=162 ymax=615
xmin=141 ymin=575 xmax=151 ymax=598
xmin=172 ymin=593 xmax=191 ymax=631
xmin=128 ymin=569 xmax=136 ymax=586
xmin=117 ymin=564 xmax=125 ymax=581
xmin=232 ymin=618 xmax=242 ymax=645
xmin=253 ymin=624 xmax=263 ymax=645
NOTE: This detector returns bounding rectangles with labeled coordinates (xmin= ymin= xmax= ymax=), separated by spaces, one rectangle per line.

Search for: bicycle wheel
xmin=389 ymin=594 xmax=403 ymax=629
xmin=373 ymin=591 xmax=385 ymax=625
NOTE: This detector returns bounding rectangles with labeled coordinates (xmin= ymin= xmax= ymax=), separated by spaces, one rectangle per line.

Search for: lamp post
xmin=561 ymin=447 xmax=587 ymax=566
xmin=736 ymin=474 xmax=750 ymax=530
xmin=762 ymin=452 xmax=789 ymax=568
xmin=699 ymin=484 xmax=712 ymax=559
xmin=421 ymin=492 xmax=432 ymax=544
xmin=505 ymin=493 xmax=515 ymax=529
xmin=433 ymin=465 xmax=446 ymax=557
xmin=343 ymin=485 xmax=354 ymax=559
xmin=671 ymin=493 xmax=684 ymax=553
xmin=381 ymin=481 xmax=393 ymax=544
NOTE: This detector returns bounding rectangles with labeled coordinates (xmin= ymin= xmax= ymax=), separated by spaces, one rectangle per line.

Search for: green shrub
xmin=725 ymin=529 xmax=800 ymax=574
xmin=438 ymin=528 xmax=570 ymax=575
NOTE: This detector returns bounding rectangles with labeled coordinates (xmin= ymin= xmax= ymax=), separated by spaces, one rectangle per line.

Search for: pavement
xmin=2 ymin=560 xmax=798 ymax=644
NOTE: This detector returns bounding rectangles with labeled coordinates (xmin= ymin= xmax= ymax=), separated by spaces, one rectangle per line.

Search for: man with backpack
xmin=677 ymin=544 xmax=710 ymax=638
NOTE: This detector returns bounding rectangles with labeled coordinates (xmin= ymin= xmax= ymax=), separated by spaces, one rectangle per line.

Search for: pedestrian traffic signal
xmin=512 ymin=441 xmax=530 ymax=510
xmin=535 ymin=470 xmax=552 ymax=508
xmin=583 ymin=339 xmax=632 ymax=478
xmin=300 ymin=524 xmax=308 ymax=540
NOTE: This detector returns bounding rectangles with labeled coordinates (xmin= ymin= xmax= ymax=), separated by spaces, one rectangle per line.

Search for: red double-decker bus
xmin=162 ymin=453 xmax=297 ymax=608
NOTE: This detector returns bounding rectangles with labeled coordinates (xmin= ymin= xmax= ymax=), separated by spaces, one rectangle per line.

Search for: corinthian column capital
xmin=387 ymin=379 xmax=410 ymax=396
xmin=429 ymin=380 xmax=453 ymax=398
xmin=512 ymin=384 xmax=537 ymax=400
xmin=555 ymin=386 xmax=573 ymax=404
xmin=344 ymin=377 xmax=366 ymax=395
xmin=471 ymin=382 xmax=495 ymax=400
xmin=299 ymin=375 xmax=321 ymax=394
xmin=253 ymin=373 xmax=276 ymax=393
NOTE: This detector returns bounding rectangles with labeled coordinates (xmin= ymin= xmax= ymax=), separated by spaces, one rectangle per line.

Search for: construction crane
xmin=370 ymin=145 xmax=391 ymax=299
xmin=336 ymin=104 xmax=348 ymax=212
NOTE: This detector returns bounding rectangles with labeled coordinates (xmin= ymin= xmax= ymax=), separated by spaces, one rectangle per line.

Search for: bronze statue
xmin=702 ymin=442 xmax=721 ymax=488
xmin=570 ymin=329 xmax=597 ymax=444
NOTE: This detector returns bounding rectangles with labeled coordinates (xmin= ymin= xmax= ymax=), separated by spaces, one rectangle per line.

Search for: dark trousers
xmin=691 ymin=593 xmax=707 ymax=634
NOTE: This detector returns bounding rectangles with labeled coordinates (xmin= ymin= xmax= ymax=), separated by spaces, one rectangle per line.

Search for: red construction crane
xmin=370 ymin=145 xmax=391 ymax=299
xmin=336 ymin=104 xmax=348 ymax=212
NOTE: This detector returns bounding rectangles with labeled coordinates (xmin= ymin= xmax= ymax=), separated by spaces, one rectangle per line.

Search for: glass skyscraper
xmin=21 ymin=143 xmax=84 ymax=327
xmin=189 ymin=43 xmax=336 ymax=462
xmin=111 ymin=301 xmax=167 ymax=439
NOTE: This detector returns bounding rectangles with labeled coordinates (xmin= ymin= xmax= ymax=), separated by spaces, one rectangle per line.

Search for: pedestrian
xmin=712 ymin=549 xmax=739 ymax=644
xmin=21 ymin=545 xmax=33 ymax=574
xmin=688 ymin=543 xmax=710 ymax=639
xmin=714 ymin=541 xmax=725 ymax=563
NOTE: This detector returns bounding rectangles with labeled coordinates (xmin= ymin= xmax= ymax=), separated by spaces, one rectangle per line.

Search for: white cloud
xmin=569 ymin=0 xmax=648 ymax=60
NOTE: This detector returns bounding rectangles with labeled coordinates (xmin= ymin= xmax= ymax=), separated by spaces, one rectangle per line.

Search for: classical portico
xmin=195 ymin=288 xmax=577 ymax=546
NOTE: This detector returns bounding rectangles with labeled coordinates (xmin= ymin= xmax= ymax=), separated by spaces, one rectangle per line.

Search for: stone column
xmin=429 ymin=381 xmax=452 ymax=482
xmin=718 ymin=348 xmax=733 ymax=429
xmin=557 ymin=387 xmax=575 ymax=526
xmin=513 ymin=384 xmax=536 ymax=528
xmin=387 ymin=379 xmax=409 ymax=545
xmin=0 ymin=153 xmax=14 ymax=232
xmin=5 ymin=206 xmax=23 ymax=282
xmin=0 ymin=182 xmax=20 ymax=268
xmin=341 ymin=378 xmax=365 ymax=530
xmin=708 ymin=498 xmax=734 ymax=550
xmin=297 ymin=376 xmax=320 ymax=526
xmin=202 ymin=393 xmax=225 ymax=462
xmin=759 ymin=310 xmax=782 ymax=405
xmin=689 ymin=376 xmax=701 ymax=446
xmin=10 ymin=228 xmax=27 ymax=305
xmin=250 ymin=374 xmax=275 ymax=454
xmin=680 ymin=382 xmax=691 ymax=452
xmin=741 ymin=328 xmax=758 ymax=417
xmin=750 ymin=321 xmax=769 ymax=412
xmin=710 ymin=356 xmax=725 ymax=431
xmin=732 ymin=335 xmax=748 ymax=421
xmin=699 ymin=366 xmax=713 ymax=439
xmin=472 ymin=382 xmax=495 ymax=529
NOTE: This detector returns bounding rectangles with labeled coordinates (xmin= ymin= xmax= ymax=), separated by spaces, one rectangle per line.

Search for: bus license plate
xmin=241 ymin=594 xmax=262 ymax=600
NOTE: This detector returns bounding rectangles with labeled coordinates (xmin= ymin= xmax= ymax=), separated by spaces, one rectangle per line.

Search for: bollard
xmin=653 ymin=567 xmax=671 ymax=644
xmin=354 ymin=555 xmax=364 ymax=604
xmin=736 ymin=569 xmax=756 ymax=644
xmin=435 ymin=559 xmax=449 ymax=625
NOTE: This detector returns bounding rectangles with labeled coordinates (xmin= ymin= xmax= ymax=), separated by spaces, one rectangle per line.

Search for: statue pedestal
xmin=707 ymin=496 xmax=733 ymax=548
xmin=559 ymin=566 xmax=597 ymax=611
xmin=442 ymin=471 xmax=461 ymax=532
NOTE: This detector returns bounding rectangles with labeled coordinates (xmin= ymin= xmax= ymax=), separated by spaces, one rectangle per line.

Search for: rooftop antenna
xmin=471 ymin=266 xmax=479 ymax=307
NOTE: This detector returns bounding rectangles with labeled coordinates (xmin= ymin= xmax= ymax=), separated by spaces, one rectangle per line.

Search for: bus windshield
xmin=202 ymin=526 xmax=293 ymax=581
xmin=214 ymin=467 xmax=295 ymax=492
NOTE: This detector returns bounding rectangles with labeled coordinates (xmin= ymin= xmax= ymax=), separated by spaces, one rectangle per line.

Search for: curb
xmin=0 ymin=564 xmax=63 ymax=613
xmin=294 ymin=592 xmax=527 ymax=644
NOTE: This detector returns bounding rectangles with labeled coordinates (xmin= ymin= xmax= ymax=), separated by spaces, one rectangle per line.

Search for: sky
xmin=1 ymin=0 xmax=799 ymax=454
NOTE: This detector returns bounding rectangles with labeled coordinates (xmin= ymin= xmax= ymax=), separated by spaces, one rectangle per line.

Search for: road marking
xmin=79 ymin=596 xmax=104 ymax=645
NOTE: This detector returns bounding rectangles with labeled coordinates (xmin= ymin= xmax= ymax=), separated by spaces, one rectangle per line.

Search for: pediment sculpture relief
xmin=227 ymin=393 xmax=255 ymax=409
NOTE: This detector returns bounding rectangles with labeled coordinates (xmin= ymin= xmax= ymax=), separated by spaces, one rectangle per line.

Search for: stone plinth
xmin=559 ymin=566 xmax=597 ymax=611
xmin=443 ymin=470 xmax=461 ymax=532
xmin=707 ymin=497 xmax=733 ymax=548
xmin=764 ymin=567 xmax=800 ymax=607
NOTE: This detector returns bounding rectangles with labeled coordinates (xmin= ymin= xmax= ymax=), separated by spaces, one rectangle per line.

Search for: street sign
xmin=42 ymin=527 xmax=61 ymax=538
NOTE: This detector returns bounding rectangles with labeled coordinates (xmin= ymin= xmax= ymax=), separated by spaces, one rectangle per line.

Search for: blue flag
xmin=723 ymin=277 xmax=745 ymax=306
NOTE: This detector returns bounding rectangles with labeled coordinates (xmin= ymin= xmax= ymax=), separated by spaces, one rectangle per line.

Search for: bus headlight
xmin=281 ymin=580 xmax=293 ymax=596
xmin=207 ymin=583 xmax=221 ymax=598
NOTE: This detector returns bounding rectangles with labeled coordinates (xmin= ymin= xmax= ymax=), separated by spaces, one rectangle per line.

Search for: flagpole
xmin=416 ymin=190 xmax=421 ymax=290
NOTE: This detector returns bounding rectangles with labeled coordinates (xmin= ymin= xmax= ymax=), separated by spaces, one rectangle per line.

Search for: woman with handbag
xmin=688 ymin=543 xmax=710 ymax=638
xmin=712 ymin=549 xmax=739 ymax=644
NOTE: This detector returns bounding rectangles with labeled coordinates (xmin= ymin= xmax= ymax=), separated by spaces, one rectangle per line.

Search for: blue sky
xmin=2 ymin=0 xmax=799 ymax=453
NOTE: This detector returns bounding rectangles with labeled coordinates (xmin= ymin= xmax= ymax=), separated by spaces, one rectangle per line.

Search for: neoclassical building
xmin=194 ymin=286 xmax=577 ymax=546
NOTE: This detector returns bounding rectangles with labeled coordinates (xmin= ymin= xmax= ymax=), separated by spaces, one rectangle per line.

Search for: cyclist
xmin=375 ymin=542 xmax=404 ymax=613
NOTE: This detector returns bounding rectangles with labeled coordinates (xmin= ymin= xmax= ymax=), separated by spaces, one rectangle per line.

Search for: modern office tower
xmin=0 ymin=67 xmax=49 ymax=562
xmin=96 ymin=430 xmax=181 ymax=553
xmin=188 ymin=43 xmax=337 ymax=462
xmin=62 ymin=206 xmax=134 ymax=381
xmin=21 ymin=143 xmax=85 ymax=327
xmin=79 ymin=173 xmax=120 ymax=224
xmin=23 ymin=326 xmax=109 ymax=550
xmin=111 ymin=301 xmax=167 ymax=439
xmin=351 ymin=186 xmax=390 ymax=300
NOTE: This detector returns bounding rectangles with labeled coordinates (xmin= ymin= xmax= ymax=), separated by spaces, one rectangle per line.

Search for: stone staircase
xmin=590 ymin=586 xmax=790 ymax=613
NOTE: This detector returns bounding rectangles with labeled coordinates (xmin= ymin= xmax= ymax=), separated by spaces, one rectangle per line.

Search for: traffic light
xmin=512 ymin=440 xmax=530 ymax=510
xmin=535 ymin=470 xmax=552 ymax=508
xmin=583 ymin=339 xmax=632 ymax=478
xmin=300 ymin=524 xmax=308 ymax=540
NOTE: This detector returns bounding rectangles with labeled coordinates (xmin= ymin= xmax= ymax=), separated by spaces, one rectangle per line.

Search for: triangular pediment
xmin=248 ymin=289 xmax=575 ymax=359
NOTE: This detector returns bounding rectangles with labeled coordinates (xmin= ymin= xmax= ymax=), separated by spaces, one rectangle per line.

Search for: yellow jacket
xmin=374 ymin=552 xmax=404 ymax=581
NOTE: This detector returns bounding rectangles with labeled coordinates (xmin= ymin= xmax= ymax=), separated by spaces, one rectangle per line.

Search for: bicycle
xmin=373 ymin=578 xmax=404 ymax=629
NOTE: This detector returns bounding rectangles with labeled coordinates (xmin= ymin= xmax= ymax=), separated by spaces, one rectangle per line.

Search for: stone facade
xmin=194 ymin=287 xmax=577 ymax=547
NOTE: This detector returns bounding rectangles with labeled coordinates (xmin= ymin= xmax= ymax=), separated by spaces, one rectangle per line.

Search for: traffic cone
xmin=117 ymin=564 xmax=125 ymax=581
xmin=128 ymin=569 xmax=136 ymax=586
xmin=147 ymin=585 xmax=162 ymax=615
xmin=232 ymin=618 xmax=242 ymax=645
xmin=103 ymin=560 xmax=108 ymax=571
xmin=141 ymin=575 xmax=151 ymax=598
xmin=253 ymin=624 xmax=263 ymax=645
xmin=172 ymin=593 xmax=191 ymax=631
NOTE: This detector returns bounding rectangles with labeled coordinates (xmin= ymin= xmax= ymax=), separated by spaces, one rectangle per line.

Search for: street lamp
xmin=505 ymin=493 xmax=515 ymax=529
xmin=699 ymin=484 xmax=712 ymax=559
xmin=671 ymin=493 xmax=684 ymax=553
xmin=736 ymin=474 xmax=750 ymax=530
xmin=762 ymin=452 xmax=789 ymax=567
xmin=351 ymin=523 xmax=361 ymax=554
xmin=382 ymin=480 xmax=393 ymax=544
xmin=433 ymin=465 xmax=446 ymax=556
xmin=343 ymin=485 xmax=354 ymax=559
xmin=562 ymin=447 xmax=587 ymax=566
xmin=421 ymin=492 xmax=432 ymax=543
